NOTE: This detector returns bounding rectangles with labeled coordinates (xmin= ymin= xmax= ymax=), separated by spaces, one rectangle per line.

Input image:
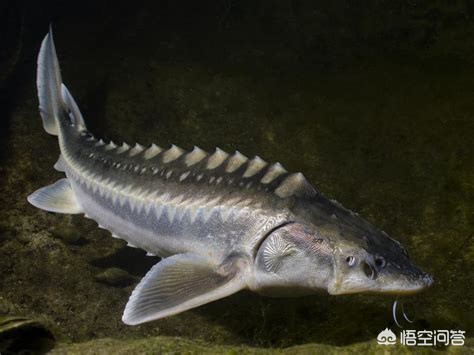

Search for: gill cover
xmin=253 ymin=223 xmax=334 ymax=296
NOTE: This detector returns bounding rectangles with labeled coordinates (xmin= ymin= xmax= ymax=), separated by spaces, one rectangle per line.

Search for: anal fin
xmin=122 ymin=253 xmax=245 ymax=325
xmin=54 ymin=155 xmax=66 ymax=172
xmin=27 ymin=178 xmax=83 ymax=214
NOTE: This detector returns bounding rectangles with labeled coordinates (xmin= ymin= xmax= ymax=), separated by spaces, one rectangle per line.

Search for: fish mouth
xmin=328 ymin=273 xmax=434 ymax=296
xmin=384 ymin=274 xmax=434 ymax=296
xmin=373 ymin=283 xmax=433 ymax=296
xmin=379 ymin=273 xmax=434 ymax=295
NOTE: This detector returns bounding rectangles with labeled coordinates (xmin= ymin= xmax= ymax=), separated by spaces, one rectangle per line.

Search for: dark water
xmin=0 ymin=1 xmax=473 ymax=353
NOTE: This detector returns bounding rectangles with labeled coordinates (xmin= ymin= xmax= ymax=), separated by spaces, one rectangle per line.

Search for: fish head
xmin=327 ymin=228 xmax=433 ymax=296
xmin=252 ymin=200 xmax=433 ymax=297
xmin=293 ymin=195 xmax=434 ymax=296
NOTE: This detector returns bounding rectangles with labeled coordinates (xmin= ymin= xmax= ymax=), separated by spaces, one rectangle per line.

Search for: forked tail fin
xmin=37 ymin=26 xmax=86 ymax=135
xmin=28 ymin=27 xmax=86 ymax=214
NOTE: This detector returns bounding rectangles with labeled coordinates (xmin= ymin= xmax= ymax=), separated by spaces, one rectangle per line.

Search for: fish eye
xmin=363 ymin=262 xmax=376 ymax=279
xmin=346 ymin=256 xmax=356 ymax=266
xmin=375 ymin=256 xmax=386 ymax=268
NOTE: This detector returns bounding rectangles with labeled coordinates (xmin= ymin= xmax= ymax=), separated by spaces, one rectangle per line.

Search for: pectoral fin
xmin=27 ymin=178 xmax=83 ymax=214
xmin=122 ymin=253 xmax=245 ymax=325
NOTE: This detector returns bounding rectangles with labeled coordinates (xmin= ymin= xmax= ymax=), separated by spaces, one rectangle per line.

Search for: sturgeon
xmin=28 ymin=29 xmax=433 ymax=325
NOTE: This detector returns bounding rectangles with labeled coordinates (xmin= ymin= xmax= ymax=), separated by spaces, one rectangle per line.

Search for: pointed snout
xmin=408 ymin=270 xmax=434 ymax=292
xmin=382 ymin=271 xmax=434 ymax=295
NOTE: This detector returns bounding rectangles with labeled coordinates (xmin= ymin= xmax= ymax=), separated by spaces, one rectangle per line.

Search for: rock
xmin=0 ymin=230 xmax=15 ymax=243
xmin=49 ymin=225 xmax=82 ymax=244
xmin=94 ymin=268 xmax=136 ymax=287
xmin=0 ymin=302 xmax=9 ymax=315
xmin=0 ymin=316 xmax=55 ymax=354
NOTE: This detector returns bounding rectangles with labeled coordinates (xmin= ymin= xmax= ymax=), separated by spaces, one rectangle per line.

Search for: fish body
xmin=65 ymin=137 xmax=293 ymax=263
xmin=28 ymin=29 xmax=433 ymax=325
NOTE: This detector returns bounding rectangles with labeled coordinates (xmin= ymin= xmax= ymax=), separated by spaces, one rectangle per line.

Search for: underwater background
xmin=0 ymin=1 xmax=473 ymax=353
